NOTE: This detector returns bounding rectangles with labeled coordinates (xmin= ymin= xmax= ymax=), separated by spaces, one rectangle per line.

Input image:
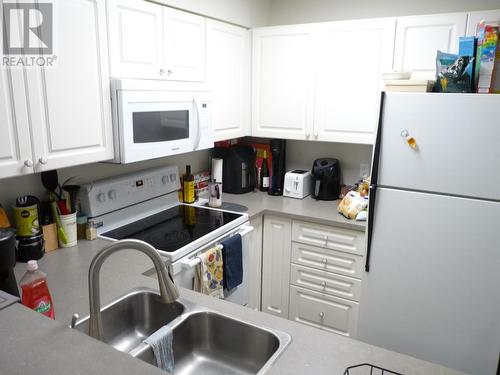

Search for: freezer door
xmin=358 ymin=188 xmax=500 ymax=375
xmin=377 ymin=93 xmax=500 ymax=201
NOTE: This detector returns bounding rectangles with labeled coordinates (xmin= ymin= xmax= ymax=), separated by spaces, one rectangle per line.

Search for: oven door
xmin=171 ymin=224 xmax=254 ymax=307
xmin=116 ymin=90 xmax=198 ymax=163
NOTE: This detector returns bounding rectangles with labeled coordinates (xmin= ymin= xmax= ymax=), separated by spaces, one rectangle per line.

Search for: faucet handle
xmin=70 ymin=313 xmax=79 ymax=328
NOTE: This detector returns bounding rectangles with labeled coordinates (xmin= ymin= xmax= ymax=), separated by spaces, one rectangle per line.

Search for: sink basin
xmin=73 ymin=289 xmax=184 ymax=353
xmin=136 ymin=311 xmax=286 ymax=375
xmin=73 ymin=288 xmax=290 ymax=374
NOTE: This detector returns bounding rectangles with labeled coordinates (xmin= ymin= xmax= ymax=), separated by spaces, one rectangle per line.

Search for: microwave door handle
xmin=193 ymin=97 xmax=202 ymax=150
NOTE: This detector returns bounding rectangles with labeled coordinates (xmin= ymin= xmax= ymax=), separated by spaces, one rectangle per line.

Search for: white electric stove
xmin=79 ymin=166 xmax=252 ymax=306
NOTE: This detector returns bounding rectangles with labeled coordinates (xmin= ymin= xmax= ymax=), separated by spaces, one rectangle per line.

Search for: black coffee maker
xmin=311 ymin=158 xmax=341 ymax=201
xmin=212 ymin=145 xmax=256 ymax=194
xmin=0 ymin=228 xmax=20 ymax=297
xmin=268 ymin=139 xmax=286 ymax=196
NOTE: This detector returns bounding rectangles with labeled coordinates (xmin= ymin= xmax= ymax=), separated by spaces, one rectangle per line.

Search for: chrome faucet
xmin=88 ymin=239 xmax=180 ymax=340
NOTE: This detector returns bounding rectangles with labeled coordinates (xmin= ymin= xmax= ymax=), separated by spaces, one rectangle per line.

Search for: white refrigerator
xmin=357 ymin=93 xmax=500 ymax=375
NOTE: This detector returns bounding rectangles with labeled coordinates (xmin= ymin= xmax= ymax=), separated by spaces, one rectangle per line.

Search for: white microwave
xmin=110 ymin=80 xmax=214 ymax=164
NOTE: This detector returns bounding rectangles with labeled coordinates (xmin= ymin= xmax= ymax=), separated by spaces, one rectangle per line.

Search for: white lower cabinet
xmin=247 ymin=216 xmax=263 ymax=311
xmin=261 ymin=215 xmax=365 ymax=338
xmin=291 ymin=242 xmax=364 ymax=279
xmin=290 ymin=264 xmax=361 ymax=301
xmin=261 ymin=216 xmax=292 ymax=318
xmin=289 ymin=286 xmax=359 ymax=337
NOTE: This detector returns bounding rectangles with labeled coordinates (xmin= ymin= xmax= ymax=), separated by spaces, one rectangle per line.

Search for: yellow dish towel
xmin=194 ymin=245 xmax=224 ymax=299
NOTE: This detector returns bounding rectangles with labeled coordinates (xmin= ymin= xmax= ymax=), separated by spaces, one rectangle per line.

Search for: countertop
xmin=7 ymin=239 xmax=464 ymax=375
xmin=212 ymin=192 xmax=366 ymax=231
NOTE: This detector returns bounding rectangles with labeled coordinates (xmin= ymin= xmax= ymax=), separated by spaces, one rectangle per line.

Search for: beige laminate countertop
xmin=210 ymin=192 xmax=366 ymax=231
xmin=6 ymin=240 xmax=464 ymax=375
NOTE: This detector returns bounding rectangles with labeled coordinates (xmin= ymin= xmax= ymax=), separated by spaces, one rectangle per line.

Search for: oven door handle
xmin=180 ymin=225 xmax=254 ymax=270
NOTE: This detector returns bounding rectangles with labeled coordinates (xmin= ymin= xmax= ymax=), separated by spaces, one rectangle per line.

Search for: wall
xmin=245 ymin=137 xmax=372 ymax=186
xmin=152 ymin=0 xmax=271 ymax=27
xmin=0 ymin=150 xmax=210 ymax=217
xmin=286 ymin=141 xmax=372 ymax=186
xmin=269 ymin=0 xmax=500 ymax=25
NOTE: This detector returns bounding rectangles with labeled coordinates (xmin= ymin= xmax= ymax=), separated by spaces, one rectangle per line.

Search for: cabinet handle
xmin=159 ymin=68 xmax=165 ymax=75
xmin=314 ymin=133 xmax=319 ymax=139
xmin=167 ymin=69 xmax=173 ymax=76
xmin=322 ymin=258 xmax=328 ymax=265
xmin=38 ymin=156 xmax=48 ymax=165
xmin=321 ymin=281 xmax=327 ymax=288
xmin=319 ymin=312 xmax=325 ymax=319
xmin=24 ymin=158 xmax=33 ymax=167
xmin=306 ymin=132 xmax=310 ymax=139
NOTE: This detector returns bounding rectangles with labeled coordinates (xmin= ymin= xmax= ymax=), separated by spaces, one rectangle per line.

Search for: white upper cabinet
xmin=252 ymin=25 xmax=315 ymax=140
xmin=107 ymin=0 xmax=205 ymax=81
xmin=466 ymin=9 xmax=500 ymax=36
xmin=314 ymin=18 xmax=395 ymax=144
xmin=24 ymin=0 xmax=114 ymax=172
xmin=164 ymin=8 xmax=205 ymax=82
xmin=107 ymin=0 xmax=164 ymax=79
xmin=207 ymin=19 xmax=250 ymax=141
xmin=0 ymin=69 xmax=32 ymax=179
xmin=393 ymin=13 xmax=467 ymax=79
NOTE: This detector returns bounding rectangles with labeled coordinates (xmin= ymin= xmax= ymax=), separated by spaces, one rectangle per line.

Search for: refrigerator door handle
xmin=365 ymin=184 xmax=377 ymax=272
xmin=365 ymin=92 xmax=385 ymax=272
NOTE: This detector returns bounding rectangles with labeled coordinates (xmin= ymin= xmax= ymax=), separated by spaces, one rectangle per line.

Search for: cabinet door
xmin=261 ymin=216 xmax=292 ymax=318
xmin=163 ymin=8 xmax=205 ymax=82
xmin=0 ymin=67 xmax=33 ymax=178
xmin=292 ymin=220 xmax=365 ymax=256
xmin=466 ymin=9 xmax=500 ymax=36
xmin=247 ymin=216 xmax=263 ymax=311
xmin=207 ymin=19 xmax=250 ymax=141
xmin=394 ymin=13 xmax=467 ymax=79
xmin=314 ymin=18 xmax=395 ymax=144
xmin=252 ymin=25 xmax=315 ymax=140
xmin=25 ymin=0 xmax=114 ymax=171
xmin=107 ymin=0 xmax=164 ymax=79
xmin=289 ymin=285 xmax=359 ymax=337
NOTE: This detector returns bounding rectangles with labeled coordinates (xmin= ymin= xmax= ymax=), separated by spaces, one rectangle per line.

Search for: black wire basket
xmin=343 ymin=363 xmax=403 ymax=375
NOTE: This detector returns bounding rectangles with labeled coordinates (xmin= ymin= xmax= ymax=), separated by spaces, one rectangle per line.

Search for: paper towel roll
xmin=212 ymin=158 xmax=223 ymax=183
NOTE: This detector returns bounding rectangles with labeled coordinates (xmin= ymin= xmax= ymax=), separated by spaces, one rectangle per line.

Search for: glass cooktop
xmin=102 ymin=205 xmax=242 ymax=252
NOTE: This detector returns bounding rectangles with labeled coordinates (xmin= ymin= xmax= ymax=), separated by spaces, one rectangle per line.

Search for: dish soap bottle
xmin=183 ymin=165 xmax=195 ymax=204
xmin=19 ymin=260 xmax=55 ymax=319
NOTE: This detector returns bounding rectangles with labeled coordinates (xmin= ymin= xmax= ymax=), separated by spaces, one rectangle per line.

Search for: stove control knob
xmin=162 ymin=176 xmax=169 ymax=185
xmin=108 ymin=190 xmax=117 ymax=200
xmin=169 ymin=174 xmax=176 ymax=182
xmin=97 ymin=193 xmax=106 ymax=203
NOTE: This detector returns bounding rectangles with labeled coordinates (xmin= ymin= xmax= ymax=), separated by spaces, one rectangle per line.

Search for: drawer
xmin=289 ymin=286 xmax=359 ymax=337
xmin=292 ymin=242 xmax=363 ymax=279
xmin=290 ymin=264 xmax=361 ymax=301
xmin=292 ymin=220 xmax=365 ymax=255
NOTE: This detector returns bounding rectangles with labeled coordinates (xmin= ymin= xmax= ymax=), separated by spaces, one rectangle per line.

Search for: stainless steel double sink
xmin=73 ymin=288 xmax=291 ymax=374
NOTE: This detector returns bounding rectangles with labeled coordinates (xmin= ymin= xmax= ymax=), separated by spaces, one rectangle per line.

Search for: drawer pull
xmin=319 ymin=312 xmax=325 ymax=319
